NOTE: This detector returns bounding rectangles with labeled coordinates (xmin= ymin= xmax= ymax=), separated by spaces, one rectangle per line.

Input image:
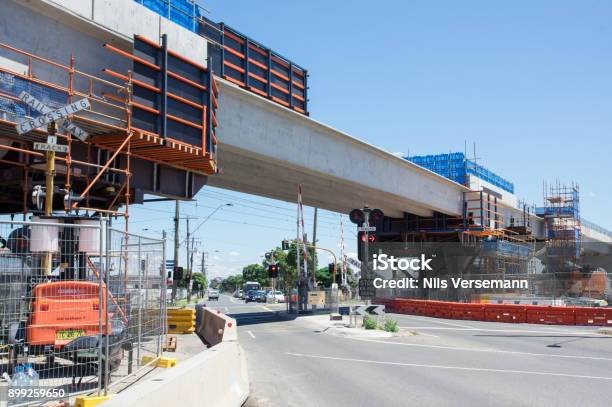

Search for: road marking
xmin=229 ymin=296 xmax=242 ymax=304
xmin=225 ymin=306 xmax=229 ymax=312
xmin=398 ymin=326 xmax=603 ymax=335
xmin=346 ymin=337 xmax=612 ymax=362
xmin=412 ymin=331 xmax=440 ymax=338
xmin=285 ymin=352 xmax=612 ymax=381
xmin=397 ymin=315 xmax=477 ymax=330
xmin=248 ymin=330 xmax=256 ymax=339
xmin=261 ymin=305 xmax=274 ymax=312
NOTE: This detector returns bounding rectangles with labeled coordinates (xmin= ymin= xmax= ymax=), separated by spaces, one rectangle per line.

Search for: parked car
xmin=207 ymin=289 xmax=219 ymax=301
xmin=266 ymin=290 xmax=285 ymax=303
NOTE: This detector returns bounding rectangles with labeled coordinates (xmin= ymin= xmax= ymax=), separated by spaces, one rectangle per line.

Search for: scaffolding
xmin=543 ymin=181 xmax=581 ymax=260
xmin=0 ymin=37 xmax=218 ymax=231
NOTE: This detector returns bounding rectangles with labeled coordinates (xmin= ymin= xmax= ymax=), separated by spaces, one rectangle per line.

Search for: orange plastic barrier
xmin=373 ymin=298 xmax=609 ymax=327
xmin=525 ymin=306 xmax=575 ymax=325
xmin=451 ymin=303 xmax=486 ymax=321
xmin=574 ymin=307 xmax=612 ymax=326
xmin=426 ymin=301 xmax=454 ymax=319
xmin=483 ymin=304 xmax=527 ymax=323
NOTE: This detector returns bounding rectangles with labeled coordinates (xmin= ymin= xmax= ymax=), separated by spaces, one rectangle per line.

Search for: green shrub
xmin=362 ymin=315 xmax=377 ymax=330
xmin=383 ymin=317 xmax=399 ymax=333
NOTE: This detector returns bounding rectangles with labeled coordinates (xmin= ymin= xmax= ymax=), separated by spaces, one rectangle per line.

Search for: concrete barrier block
xmin=103 ymin=342 xmax=249 ymax=407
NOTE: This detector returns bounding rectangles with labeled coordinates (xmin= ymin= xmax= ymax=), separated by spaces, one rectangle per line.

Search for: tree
xmin=191 ymin=272 xmax=207 ymax=297
xmin=242 ymin=264 xmax=268 ymax=286
xmin=221 ymin=274 xmax=244 ymax=292
xmin=209 ymin=277 xmax=223 ymax=289
xmin=316 ymin=263 xmax=342 ymax=288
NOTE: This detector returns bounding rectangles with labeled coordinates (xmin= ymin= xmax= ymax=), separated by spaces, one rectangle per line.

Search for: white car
xmin=266 ymin=290 xmax=285 ymax=303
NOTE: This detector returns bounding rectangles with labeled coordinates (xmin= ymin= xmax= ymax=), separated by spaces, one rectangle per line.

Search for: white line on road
xmin=225 ymin=307 xmax=229 ymax=312
xmin=346 ymin=337 xmax=612 ymax=362
xmin=248 ymin=330 xmax=256 ymax=339
xmin=397 ymin=315 xmax=477 ymax=330
xmin=285 ymin=352 xmax=612 ymax=381
xmin=398 ymin=326 xmax=604 ymax=335
xmin=261 ymin=305 xmax=274 ymax=312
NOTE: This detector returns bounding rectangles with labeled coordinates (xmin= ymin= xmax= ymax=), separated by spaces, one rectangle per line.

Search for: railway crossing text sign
xmin=15 ymin=91 xmax=90 ymax=141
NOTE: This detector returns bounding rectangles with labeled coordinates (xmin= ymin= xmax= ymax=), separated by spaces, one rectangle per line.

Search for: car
xmin=266 ymin=290 xmax=285 ymax=303
xmin=207 ymin=289 xmax=219 ymax=301
xmin=244 ymin=290 xmax=258 ymax=303
xmin=254 ymin=290 xmax=267 ymax=303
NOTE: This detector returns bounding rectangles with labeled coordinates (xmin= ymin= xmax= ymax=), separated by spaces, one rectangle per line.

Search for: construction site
xmin=0 ymin=1 xmax=610 ymax=406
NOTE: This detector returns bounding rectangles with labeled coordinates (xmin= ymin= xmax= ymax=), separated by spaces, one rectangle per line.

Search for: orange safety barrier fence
xmin=373 ymin=298 xmax=611 ymax=326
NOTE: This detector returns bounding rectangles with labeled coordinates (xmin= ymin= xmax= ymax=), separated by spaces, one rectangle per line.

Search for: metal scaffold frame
xmin=0 ymin=37 xmax=218 ymax=229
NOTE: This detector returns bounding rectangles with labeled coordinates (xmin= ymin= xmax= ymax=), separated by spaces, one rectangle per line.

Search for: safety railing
xmin=132 ymin=0 xmax=309 ymax=115
xmin=211 ymin=22 xmax=308 ymax=115
xmin=0 ymin=41 xmax=129 ymax=134
xmin=582 ymin=219 xmax=612 ymax=239
xmin=0 ymin=218 xmax=166 ymax=404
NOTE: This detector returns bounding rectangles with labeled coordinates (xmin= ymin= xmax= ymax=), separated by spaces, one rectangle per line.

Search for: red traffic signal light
xmin=268 ymin=264 xmax=279 ymax=278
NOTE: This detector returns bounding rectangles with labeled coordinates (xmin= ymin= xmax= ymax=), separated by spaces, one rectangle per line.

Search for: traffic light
xmin=268 ymin=264 xmax=279 ymax=278
xmin=357 ymin=231 xmax=377 ymax=261
xmin=281 ymin=239 xmax=290 ymax=250
xmin=328 ymin=263 xmax=335 ymax=274
xmin=173 ymin=266 xmax=183 ymax=281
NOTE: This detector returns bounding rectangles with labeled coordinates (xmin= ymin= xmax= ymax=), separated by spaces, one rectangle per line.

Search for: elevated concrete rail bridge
xmin=0 ymin=0 xmax=610 ymax=249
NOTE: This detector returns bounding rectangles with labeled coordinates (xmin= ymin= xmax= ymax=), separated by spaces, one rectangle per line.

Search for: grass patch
xmin=362 ymin=315 xmax=377 ymax=330
xmin=382 ymin=317 xmax=399 ymax=333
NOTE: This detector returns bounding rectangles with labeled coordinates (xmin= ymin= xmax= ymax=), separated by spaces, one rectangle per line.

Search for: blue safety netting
xmin=407 ymin=152 xmax=515 ymax=194
xmin=0 ymin=72 xmax=68 ymax=120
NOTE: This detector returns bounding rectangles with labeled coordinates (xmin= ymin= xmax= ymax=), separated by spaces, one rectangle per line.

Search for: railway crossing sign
xmin=358 ymin=277 xmax=376 ymax=299
xmin=15 ymin=91 xmax=90 ymax=141
xmin=353 ymin=304 xmax=385 ymax=316
xmin=357 ymin=225 xmax=376 ymax=232
xmin=33 ymin=141 xmax=68 ymax=153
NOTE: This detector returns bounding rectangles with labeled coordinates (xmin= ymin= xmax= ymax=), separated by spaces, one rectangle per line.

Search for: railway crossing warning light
xmin=268 ymin=264 xmax=279 ymax=279
xmin=349 ymin=209 xmax=365 ymax=225
xmin=281 ymin=240 xmax=290 ymax=250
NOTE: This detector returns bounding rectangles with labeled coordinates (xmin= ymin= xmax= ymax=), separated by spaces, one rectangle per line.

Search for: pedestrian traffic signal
xmin=268 ymin=264 xmax=279 ymax=278
xmin=357 ymin=232 xmax=377 ymax=261
xmin=328 ymin=263 xmax=335 ymax=274
xmin=281 ymin=239 xmax=290 ymax=250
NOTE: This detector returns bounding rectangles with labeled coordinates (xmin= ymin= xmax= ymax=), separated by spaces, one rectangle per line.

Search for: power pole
xmin=202 ymin=248 xmax=208 ymax=298
xmin=171 ymin=200 xmax=179 ymax=302
xmin=312 ymin=207 xmax=318 ymax=288
xmin=186 ymin=217 xmax=191 ymax=303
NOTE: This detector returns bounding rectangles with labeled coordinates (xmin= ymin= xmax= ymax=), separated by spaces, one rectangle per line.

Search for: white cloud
xmin=229 ymin=250 xmax=240 ymax=257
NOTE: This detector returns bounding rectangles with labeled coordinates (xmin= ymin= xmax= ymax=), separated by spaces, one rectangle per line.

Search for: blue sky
xmin=130 ymin=0 xmax=611 ymax=278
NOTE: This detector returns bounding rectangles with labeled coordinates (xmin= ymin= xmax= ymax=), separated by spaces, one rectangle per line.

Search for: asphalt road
xmin=205 ymin=295 xmax=612 ymax=407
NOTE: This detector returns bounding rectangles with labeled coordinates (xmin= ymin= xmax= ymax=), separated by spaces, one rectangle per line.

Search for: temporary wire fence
xmin=0 ymin=218 xmax=166 ymax=405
